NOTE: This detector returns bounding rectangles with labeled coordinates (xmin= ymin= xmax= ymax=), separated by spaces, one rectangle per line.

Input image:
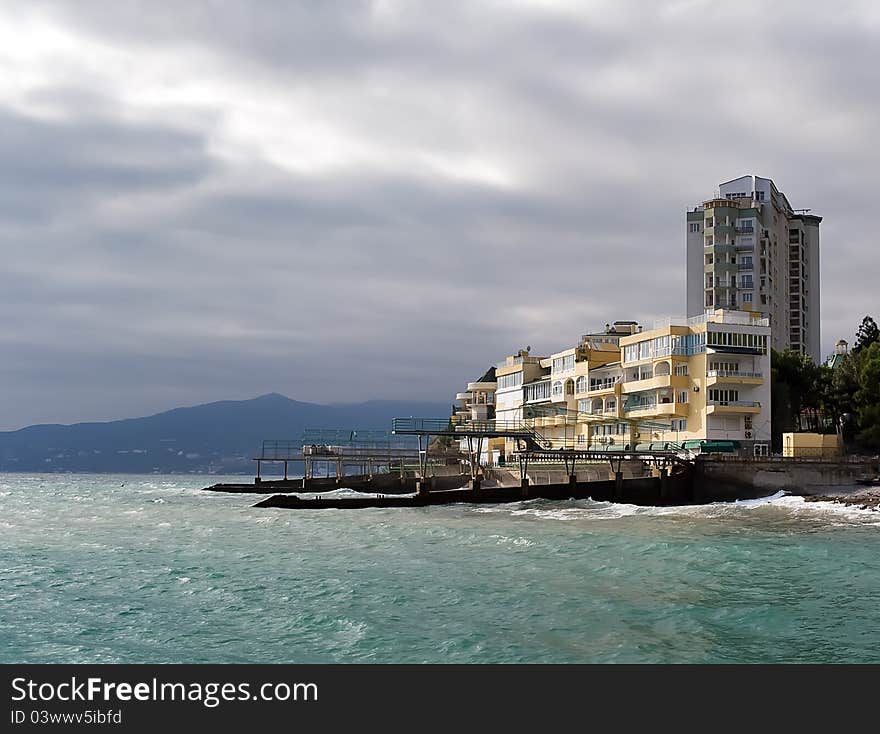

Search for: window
xmin=709 ymin=388 xmax=740 ymax=404
xmin=552 ymin=355 xmax=575 ymax=373
xmin=740 ymin=274 xmax=753 ymax=288
xmin=575 ymin=376 xmax=587 ymax=393
xmin=525 ymin=381 xmax=551 ymax=402
xmin=705 ymin=292 xmax=714 ymax=308
xmin=708 ymin=331 xmax=767 ymax=354
xmin=710 ymin=361 xmax=740 ymax=373
xmin=653 ymin=335 xmax=670 ymax=356
xmin=756 ymin=190 xmax=765 ymax=201
xmin=743 ymin=293 xmax=753 ymax=303
xmin=623 ymin=344 xmax=639 ymax=363
xmin=552 ymin=381 xmax=563 ymax=397
xmin=678 ymin=391 xmax=688 ymax=404
xmin=705 ymin=217 xmax=714 ymax=227
xmin=705 ymin=254 xmax=714 ymax=265
xmin=589 ymin=375 xmax=618 ymax=391
xmin=674 ymin=364 xmax=689 ymax=376
xmin=672 ymin=418 xmax=687 ymax=432
xmin=705 ymin=236 xmax=714 ymax=247
xmin=689 ymin=222 xmax=701 ymax=233
xmin=497 ymin=373 xmax=522 ymax=390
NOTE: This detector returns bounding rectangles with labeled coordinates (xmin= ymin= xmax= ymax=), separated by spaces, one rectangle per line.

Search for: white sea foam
xmin=333 ymin=619 xmax=367 ymax=650
xmin=483 ymin=489 xmax=880 ymax=527
xmin=490 ymin=534 xmax=536 ymax=547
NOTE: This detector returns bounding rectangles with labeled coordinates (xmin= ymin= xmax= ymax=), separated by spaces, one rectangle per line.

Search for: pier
xmin=206 ymin=416 xmax=879 ymax=509
xmin=203 ymin=428 xmax=470 ymax=495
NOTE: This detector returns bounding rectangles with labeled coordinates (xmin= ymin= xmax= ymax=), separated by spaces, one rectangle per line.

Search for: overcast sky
xmin=1 ymin=0 xmax=878 ymax=429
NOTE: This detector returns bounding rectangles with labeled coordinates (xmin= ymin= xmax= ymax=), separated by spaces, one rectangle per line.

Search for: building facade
xmin=452 ymin=312 xmax=771 ymax=462
xmin=686 ymin=175 xmax=821 ymax=363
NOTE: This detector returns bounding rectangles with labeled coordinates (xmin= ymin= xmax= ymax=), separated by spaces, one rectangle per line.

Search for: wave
xmin=468 ymin=491 xmax=879 ymax=526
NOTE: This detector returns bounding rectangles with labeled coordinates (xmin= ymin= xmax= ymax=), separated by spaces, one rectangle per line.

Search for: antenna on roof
xmin=794 ymin=208 xmax=812 ymax=214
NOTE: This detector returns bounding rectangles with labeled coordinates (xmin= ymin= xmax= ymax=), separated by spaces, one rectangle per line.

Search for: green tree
xmin=854 ymin=341 xmax=880 ymax=449
xmin=829 ymin=350 xmax=861 ymax=442
xmin=853 ymin=315 xmax=879 ymax=355
xmin=770 ymin=348 xmax=825 ymax=450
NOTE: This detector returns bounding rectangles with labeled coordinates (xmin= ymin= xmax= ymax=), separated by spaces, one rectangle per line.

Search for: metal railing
xmin=588 ymin=379 xmax=619 ymax=391
xmin=707 ymin=370 xmax=763 ymax=379
xmin=301 ymin=428 xmax=416 ymax=449
xmin=392 ymin=417 xmax=453 ymax=433
xmin=708 ymin=400 xmax=761 ymax=408
xmin=624 ymin=402 xmax=657 ymax=413
xmin=259 ymin=440 xmax=302 ymax=460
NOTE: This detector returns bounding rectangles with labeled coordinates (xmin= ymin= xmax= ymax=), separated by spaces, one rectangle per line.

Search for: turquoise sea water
xmin=2 ymin=473 xmax=880 ymax=663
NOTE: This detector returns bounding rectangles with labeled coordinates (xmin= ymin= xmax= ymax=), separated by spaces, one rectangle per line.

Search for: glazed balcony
xmin=586 ymin=380 xmax=620 ymax=396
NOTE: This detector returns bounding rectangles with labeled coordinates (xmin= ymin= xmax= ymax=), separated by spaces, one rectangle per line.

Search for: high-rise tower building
xmin=686 ymin=175 xmax=821 ymax=362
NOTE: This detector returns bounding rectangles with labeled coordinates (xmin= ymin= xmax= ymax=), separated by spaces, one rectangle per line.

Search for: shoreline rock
xmin=803 ymin=487 xmax=880 ymax=511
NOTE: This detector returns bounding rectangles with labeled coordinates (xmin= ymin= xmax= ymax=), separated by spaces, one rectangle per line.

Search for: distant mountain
xmin=0 ymin=393 xmax=451 ymax=474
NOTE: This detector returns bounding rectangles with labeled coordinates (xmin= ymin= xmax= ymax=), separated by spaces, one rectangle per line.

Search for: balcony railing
xmin=588 ymin=380 xmax=619 ymax=392
xmin=708 ymin=400 xmax=761 ymax=408
xmin=707 ymin=370 xmax=763 ymax=379
xmin=624 ymin=402 xmax=657 ymax=413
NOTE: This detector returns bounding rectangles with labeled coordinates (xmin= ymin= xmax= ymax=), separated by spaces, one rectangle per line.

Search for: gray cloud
xmin=0 ymin=0 xmax=878 ymax=429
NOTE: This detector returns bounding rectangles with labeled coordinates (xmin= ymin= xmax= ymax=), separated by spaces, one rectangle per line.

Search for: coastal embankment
xmin=692 ymin=457 xmax=879 ymax=502
xmin=249 ymin=456 xmax=879 ymax=510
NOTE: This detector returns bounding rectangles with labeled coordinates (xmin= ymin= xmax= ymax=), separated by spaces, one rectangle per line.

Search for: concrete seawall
xmin=692 ymin=457 xmax=879 ymax=502
xmin=255 ymin=472 xmax=695 ymax=509
xmin=222 ymin=457 xmax=879 ymax=508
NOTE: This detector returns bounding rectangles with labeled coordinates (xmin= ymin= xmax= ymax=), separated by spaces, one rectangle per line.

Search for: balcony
xmin=467 ymin=381 xmax=497 ymax=392
xmin=706 ymin=400 xmax=762 ymax=414
xmin=621 ymin=374 xmax=689 ymax=393
xmin=587 ymin=380 xmax=619 ymax=395
xmin=706 ymin=370 xmax=763 ymax=386
xmin=624 ymin=401 xmax=688 ymax=418
xmin=711 ymin=244 xmax=736 ymax=255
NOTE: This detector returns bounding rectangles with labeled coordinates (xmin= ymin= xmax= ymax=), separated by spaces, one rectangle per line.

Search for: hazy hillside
xmin=0 ymin=393 xmax=450 ymax=474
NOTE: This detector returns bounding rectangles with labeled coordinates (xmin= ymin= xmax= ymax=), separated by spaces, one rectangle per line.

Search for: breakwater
xmin=250 ymin=456 xmax=880 ymax=510
xmin=255 ymin=471 xmax=693 ymax=509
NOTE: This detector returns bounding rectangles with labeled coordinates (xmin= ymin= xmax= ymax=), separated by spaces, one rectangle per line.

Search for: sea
xmin=2 ymin=473 xmax=880 ymax=664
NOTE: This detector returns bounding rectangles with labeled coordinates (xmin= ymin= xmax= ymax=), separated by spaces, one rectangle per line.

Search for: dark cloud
xmin=0 ymin=0 xmax=878 ymax=429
